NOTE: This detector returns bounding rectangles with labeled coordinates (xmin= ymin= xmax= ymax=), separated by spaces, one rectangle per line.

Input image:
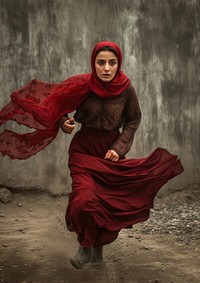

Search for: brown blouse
xmin=59 ymin=84 xmax=141 ymax=156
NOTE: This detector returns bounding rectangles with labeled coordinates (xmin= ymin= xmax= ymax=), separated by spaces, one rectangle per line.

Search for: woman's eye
xmin=98 ymin=61 xmax=104 ymax=66
xmin=110 ymin=61 xmax=117 ymax=66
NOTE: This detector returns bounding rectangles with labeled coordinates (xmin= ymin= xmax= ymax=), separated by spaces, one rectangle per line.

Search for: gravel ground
xmin=134 ymin=184 xmax=200 ymax=246
xmin=0 ymin=183 xmax=200 ymax=283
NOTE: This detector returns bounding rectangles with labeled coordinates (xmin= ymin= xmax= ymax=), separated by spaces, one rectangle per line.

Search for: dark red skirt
xmin=65 ymin=126 xmax=184 ymax=247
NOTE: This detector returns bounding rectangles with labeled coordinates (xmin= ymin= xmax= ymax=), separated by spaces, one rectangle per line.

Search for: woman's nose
xmin=104 ymin=62 xmax=110 ymax=72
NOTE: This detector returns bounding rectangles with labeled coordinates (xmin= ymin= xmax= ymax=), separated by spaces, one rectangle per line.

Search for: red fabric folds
xmin=0 ymin=41 xmax=130 ymax=159
xmin=66 ymin=127 xmax=184 ymax=247
xmin=0 ymin=75 xmax=90 ymax=159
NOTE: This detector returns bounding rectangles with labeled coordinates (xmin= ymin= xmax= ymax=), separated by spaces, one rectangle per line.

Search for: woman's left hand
xmin=104 ymin=149 xmax=119 ymax=162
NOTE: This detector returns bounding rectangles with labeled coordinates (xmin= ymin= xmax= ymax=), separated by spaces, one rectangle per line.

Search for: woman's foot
xmin=91 ymin=246 xmax=103 ymax=266
xmin=70 ymin=246 xmax=92 ymax=269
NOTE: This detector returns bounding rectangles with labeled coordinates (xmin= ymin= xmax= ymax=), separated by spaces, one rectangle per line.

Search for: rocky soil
xmin=0 ymin=184 xmax=200 ymax=283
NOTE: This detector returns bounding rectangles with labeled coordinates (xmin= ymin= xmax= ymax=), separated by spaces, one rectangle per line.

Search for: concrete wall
xmin=0 ymin=0 xmax=199 ymax=194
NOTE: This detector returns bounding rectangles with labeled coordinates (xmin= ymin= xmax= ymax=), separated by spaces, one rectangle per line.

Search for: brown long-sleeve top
xmin=59 ymin=84 xmax=141 ymax=157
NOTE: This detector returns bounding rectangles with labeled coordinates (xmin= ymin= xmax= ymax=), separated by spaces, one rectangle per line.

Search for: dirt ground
xmin=0 ymin=190 xmax=199 ymax=283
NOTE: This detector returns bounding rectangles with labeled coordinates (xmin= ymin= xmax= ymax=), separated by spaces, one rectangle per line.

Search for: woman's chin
xmin=100 ymin=76 xmax=113 ymax=82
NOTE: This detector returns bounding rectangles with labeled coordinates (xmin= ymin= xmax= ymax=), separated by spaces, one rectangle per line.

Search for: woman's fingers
xmin=68 ymin=118 xmax=75 ymax=125
xmin=105 ymin=150 xmax=119 ymax=162
xmin=63 ymin=119 xmax=75 ymax=133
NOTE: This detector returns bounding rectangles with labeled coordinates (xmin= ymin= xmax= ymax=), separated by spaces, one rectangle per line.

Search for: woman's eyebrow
xmin=97 ymin=58 xmax=117 ymax=61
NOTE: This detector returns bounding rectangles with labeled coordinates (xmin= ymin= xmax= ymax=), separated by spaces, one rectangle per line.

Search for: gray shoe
xmin=91 ymin=246 xmax=103 ymax=266
xmin=70 ymin=246 xmax=92 ymax=269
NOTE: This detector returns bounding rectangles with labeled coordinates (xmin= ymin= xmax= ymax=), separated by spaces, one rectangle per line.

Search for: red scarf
xmin=0 ymin=41 xmax=130 ymax=159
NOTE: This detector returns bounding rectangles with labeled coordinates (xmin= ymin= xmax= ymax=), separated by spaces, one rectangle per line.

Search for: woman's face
xmin=95 ymin=50 xmax=118 ymax=82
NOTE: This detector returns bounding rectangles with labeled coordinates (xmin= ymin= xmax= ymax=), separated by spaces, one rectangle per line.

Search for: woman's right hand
xmin=61 ymin=117 xmax=76 ymax=134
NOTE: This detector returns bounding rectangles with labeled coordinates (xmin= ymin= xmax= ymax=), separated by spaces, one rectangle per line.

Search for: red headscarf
xmin=0 ymin=41 xmax=130 ymax=159
xmin=87 ymin=41 xmax=130 ymax=97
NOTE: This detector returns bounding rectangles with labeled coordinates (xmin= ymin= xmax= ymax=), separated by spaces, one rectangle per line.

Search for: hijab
xmin=0 ymin=41 xmax=130 ymax=159
xmin=87 ymin=41 xmax=130 ymax=97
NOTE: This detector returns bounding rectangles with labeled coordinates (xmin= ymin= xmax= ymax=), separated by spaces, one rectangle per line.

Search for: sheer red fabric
xmin=0 ymin=41 xmax=130 ymax=159
xmin=0 ymin=75 xmax=90 ymax=159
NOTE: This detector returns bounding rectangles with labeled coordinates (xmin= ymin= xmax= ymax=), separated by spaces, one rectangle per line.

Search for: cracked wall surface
xmin=0 ymin=0 xmax=199 ymax=194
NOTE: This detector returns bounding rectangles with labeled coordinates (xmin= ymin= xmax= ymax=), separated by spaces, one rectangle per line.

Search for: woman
xmin=0 ymin=41 xmax=183 ymax=269
xmin=57 ymin=42 xmax=184 ymax=269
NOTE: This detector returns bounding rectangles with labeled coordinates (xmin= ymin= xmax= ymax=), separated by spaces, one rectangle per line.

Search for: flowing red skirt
xmin=65 ymin=126 xmax=184 ymax=247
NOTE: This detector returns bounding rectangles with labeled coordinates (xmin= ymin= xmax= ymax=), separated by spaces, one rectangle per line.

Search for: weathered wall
xmin=0 ymin=0 xmax=199 ymax=194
